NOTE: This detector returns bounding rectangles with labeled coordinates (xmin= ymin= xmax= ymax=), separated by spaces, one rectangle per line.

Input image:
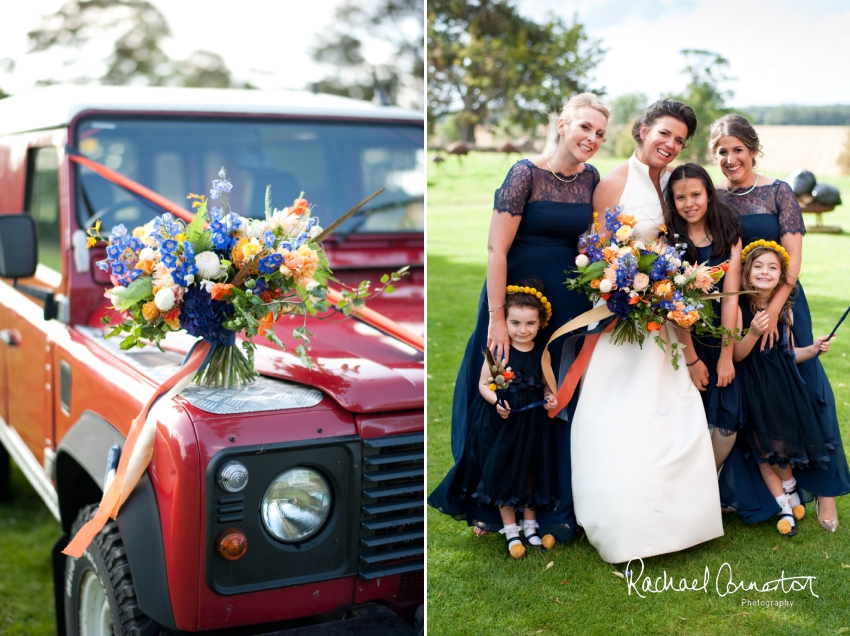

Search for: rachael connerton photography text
xmin=624 ymin=558 xmax=818 ymax=598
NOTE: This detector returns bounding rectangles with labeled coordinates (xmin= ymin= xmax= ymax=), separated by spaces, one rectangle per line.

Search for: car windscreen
xmin=73 ymin=116 xmax=424 ymax=236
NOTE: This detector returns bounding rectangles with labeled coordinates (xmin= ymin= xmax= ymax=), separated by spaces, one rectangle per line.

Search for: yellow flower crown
xmin=505 ymin=285 xmax=553 ymax=329
xmin=740 ymin=240 xmax=791 ymax=269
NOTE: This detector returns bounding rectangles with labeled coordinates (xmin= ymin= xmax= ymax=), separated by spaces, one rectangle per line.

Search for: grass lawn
xmin=426 ymin=152 xmax=850 ymax=635
xmin=0 ymin=461 xmax=61 ymax=635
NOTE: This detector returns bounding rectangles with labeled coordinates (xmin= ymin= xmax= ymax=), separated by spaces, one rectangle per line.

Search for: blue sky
xmin=516 ymin=0 xmax=850 ymax=106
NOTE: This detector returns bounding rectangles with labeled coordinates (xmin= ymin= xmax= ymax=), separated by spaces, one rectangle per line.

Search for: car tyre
xmin=65 ymin=504 xmax=172 ymax=636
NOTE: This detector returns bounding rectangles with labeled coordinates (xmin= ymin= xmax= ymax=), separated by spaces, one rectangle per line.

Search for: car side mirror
xmin=0 ymin=214 xmax=38 ymax=279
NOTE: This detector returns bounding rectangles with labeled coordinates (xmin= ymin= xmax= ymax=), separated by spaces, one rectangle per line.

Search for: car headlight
xmin=261 ymin=467 xmax=331 ymax=543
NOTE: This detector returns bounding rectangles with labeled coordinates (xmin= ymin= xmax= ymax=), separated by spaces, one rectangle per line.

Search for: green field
xmin=426 ymin=152 xmax=850 ymax=635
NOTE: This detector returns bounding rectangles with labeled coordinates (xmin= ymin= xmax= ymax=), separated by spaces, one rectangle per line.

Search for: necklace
xmin=693 ymin=234 xmax=712 ymax=246
xmin=546 ymin=151 xmax=578 ymax=183
xmin=725 ymin=173 xmax=759 ymax=196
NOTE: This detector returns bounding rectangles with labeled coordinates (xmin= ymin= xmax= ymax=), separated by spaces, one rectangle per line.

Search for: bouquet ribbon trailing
xmin=66 ymin=149 xmax=424 ymax=353
xmin=64 ymin=340 xmax=216 ymax=557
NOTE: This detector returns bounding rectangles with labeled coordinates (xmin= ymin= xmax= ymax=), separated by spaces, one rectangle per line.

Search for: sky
xmin=0 ymin=0 xmax=401 ymax=94
xmin=516 ymin=0 xmax=850 ymax=106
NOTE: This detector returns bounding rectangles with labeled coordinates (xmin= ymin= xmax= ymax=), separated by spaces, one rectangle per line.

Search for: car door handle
xmin=0 ymin=329 xmax=21 ymax=346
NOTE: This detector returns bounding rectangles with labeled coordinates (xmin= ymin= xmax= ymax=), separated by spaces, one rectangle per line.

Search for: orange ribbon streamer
xmin=547 ymin=320 xmax=616 ymax=419
xmin=64 ymin=341 xmax=212 ymax=557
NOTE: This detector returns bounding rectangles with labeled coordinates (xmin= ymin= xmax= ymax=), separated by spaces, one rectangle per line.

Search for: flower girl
xmin=452 ymin=284 xmax=559 ymax=558
xmin=733 ymin=242 xmax=835 ymax=536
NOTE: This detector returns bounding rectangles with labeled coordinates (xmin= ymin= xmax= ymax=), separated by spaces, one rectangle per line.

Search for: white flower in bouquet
xmin=671 ymin=257 xmax=682 ymax=268
xmin=305 ymin=279 xmax=320 ymax=292
xmin=154 ymin=287 xmax=175 ymax=311
xmin=632 ymin=272 xmax=650 ymax=291
xmin=633 ymin=241 xmax=645 ymax=251
xmin=200 ymin=279 xmax=216 ymax=293
xmin=195 ymin=251 xmax=223 ymax=280
xmin=575 ymin=254 xmax=590 ymax=268
xmin=241 ymin=237 xmax=262 ymax=261
xmin=308 ymin=225 xmax=323 ymax=240
xmin=270 ymin=208 xmax=301 ymax=234
xmin=244 ymin=219 xmax=268 ymax=239
xmin=139 ymin=247 xmax=157 ymax=262
xmin=599 ymin=279 xmax=613 ymax=293
xmin=674 ymin=274 xmax=687 ymax=285
xmin=617 ymin=246 xmax=632 ymax=258
xmin=615 ymin=225 xmax=633 ymax=241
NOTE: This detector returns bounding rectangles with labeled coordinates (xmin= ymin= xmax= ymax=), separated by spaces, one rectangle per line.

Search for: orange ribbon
xmin=64 ymin=341 xmax=212 ymax=557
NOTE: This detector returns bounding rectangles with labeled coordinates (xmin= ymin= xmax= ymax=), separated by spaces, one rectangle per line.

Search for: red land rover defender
xmin=0 ymin=85 xmax=424 ymax=635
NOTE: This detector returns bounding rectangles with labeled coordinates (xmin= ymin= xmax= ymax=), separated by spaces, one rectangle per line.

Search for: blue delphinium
xmin=258 ymin=253 xmax=283 ymax=275
xmin=605 ymin=207 xmax=622 ymax=233
xmin=615 ymin=254 xmax=637 ymax=288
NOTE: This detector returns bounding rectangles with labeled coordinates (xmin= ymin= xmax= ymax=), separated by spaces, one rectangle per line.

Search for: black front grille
xmin=358 ymin=432 xmax=424 ymax=580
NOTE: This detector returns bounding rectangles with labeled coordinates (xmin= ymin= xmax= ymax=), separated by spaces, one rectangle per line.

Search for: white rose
xmin=245 ymin=219 xmax=267 ymax=239
xmin=599 ymin=279 xmax=613 ymax=293
xmin=670 ymin=258 xmax=682 ymax=268
xmin=195 ymin=251 xmax=222 ymax=280
xmin=615 ymin=225 xmax=633 ymax=241
xmin=308 ymin=225 xmax=323 ymax=239
xmin=575 ymin=254 xmax=590 ymax=268
xmin=674 ymin=274 xmax=687 ymax=285
xmin=139 ymin=247 xmax=157 ymax=262
xmin=633 ymin=273 xmax=650 ymax=291
xmin=154 ymin=287 xmax=175 ymax=311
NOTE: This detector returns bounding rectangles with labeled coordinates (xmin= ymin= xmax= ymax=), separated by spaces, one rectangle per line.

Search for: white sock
xmin=775 ymin=494 xmax=795 ymax=526
xmin=782 ymin=478 xmax=801 ymax=508
xmin=499 ymin=523 xmax=521 ymax=540
xmin=521 ymin=519 xmax=542 ymax=546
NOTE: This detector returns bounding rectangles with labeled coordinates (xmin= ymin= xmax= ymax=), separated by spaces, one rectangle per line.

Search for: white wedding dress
xmin=570 ymin=154 xmax=724 ymax=564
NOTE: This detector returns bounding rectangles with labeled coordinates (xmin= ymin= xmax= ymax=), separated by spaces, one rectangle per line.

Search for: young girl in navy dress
xmin=734 ymin=243 xmax=835 ymax=536
xmin=458 ymin=285 xmax=559 ymax=559
xmin=664 ymin=163 xmax=744 ymax=469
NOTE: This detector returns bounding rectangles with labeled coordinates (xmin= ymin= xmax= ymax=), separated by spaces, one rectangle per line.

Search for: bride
xmin=570 ymin=99 xmax=724 ymax=563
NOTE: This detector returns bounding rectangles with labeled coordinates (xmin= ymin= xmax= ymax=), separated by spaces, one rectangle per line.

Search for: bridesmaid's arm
xmin=761 ymin=232 xmax=802 ymax=350
xmin=486 ymin=210 xmax=523 ymax=364
xmin=478 ymin=358 xmax=510 ymax=418
xmin=716 ymin=239 xmax=742 ymax=387
xmin=678 ymin=327 xmax=709 ymax=391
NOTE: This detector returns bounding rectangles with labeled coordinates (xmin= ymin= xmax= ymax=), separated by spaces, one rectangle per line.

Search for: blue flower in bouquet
xmin=181 ymin=285 xmax=234 ymax=344
xmin=279 ymin=241 xmax=294 ymax=252
xmin=263 ymin=231 xmax=276 ymax=248
xmin=586 ymin=245 xmax=604 ymax=263
xmin=161 ymin=238 xmax=178 ymax=254
xmin=109 ymin=224 xmax=128 ymax=240
xmin=606 ymin=290 xmax=632 ymax=320
xmin=650 ymin=257 xmax=669 ymax=281
xmin=161 ymin=253 xmax=177 ymax=268
xmin=96 ymin=259 xmax=109 ymax=272
xmin=660 ymin=299 xmax=676 ymax=311
xmin=605 ymin=208 xmax=622 ymax=233
xmin=295 ymin=232 xmax=310 ymax=247
xmin=616 ymin=255 xmax=637 ymax=288
xmin=111 ymin=261 xmax=127 ymax=277
xmin=673 ymin=290 xmax=684 ymax=302
xmin=258 ymin=252 xmax=283 ymax=274
xmin=106 ymin=244 xmax=121 ymax=260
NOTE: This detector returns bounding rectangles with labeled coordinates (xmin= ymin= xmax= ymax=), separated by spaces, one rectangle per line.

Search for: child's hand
xmin=814 ymin=335 xmax=832 ymax=354
xmin=495 ymin=401 xmax=511 ymax=419
xmin=749 ymin=310 xmax=770 ymax=337
xmin=544 ymin=393 xmax=558 ymax=411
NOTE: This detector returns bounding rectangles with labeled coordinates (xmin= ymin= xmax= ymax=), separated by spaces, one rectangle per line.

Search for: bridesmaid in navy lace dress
xmin=711 ymin=114 xmax=850 ymax=530
xmin=428 ymin=93 xmax=610 ymax=541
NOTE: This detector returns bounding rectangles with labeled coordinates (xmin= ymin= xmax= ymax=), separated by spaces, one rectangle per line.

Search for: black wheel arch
xmin=55 ymin=411 xmax=177 ymax=631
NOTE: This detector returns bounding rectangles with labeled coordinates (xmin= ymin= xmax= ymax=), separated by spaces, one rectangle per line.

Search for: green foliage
xmin=601 ymin=92 xmax=648 ymax=159
xmin=428 ymin=0 xmax=604 ymax=142
xmin=108 ymin=276 xmax=152 ymax=312
xmin=746 ymin=104 xmax=850 ymax=126
xmin=186 ymin=200 xmax=212 ymax=254
xmin=674 ymin=49 xmax=734 ymax=163
xmin=26 ymin=0 xmax=242 ymax=87
xmin=309 ymin=0 xmax=423 ymax=108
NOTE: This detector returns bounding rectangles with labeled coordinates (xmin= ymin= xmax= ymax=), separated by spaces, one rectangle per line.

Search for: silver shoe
xmin=816 ymin=497 xmax=839 ymax=533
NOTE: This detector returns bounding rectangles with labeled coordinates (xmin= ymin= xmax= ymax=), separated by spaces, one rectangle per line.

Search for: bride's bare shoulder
xmin=593 ymin=162 xmax=628 ymax=210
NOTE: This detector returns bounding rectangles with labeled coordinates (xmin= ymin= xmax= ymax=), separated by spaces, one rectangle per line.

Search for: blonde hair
xmin=560 ymin=92 xmax=610 ymax=126
xmin=741 ymin=247 xmax=793 ymax=321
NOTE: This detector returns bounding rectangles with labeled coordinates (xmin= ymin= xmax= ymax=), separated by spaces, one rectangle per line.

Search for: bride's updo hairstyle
xmin=631 ymin=99 xmax=697 ymax=145
xmin=709 ymin=114 xmax=764 ymax=168
xmin=559 ymin=92 xmax=610 ymax=130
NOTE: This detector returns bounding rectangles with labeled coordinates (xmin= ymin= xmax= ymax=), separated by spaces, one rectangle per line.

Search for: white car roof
xmin=0 ymin=85 xmax=423 ymax=136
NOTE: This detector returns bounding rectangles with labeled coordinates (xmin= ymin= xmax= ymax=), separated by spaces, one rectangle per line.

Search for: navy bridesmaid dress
xmin=716 ymin=181 xmax=850 ymax=522
xmin=428 ymin=159 xmax=597 ymax=541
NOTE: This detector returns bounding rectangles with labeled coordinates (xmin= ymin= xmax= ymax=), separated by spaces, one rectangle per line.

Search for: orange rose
xmin=668 ymin=309 xmax=699 ymax=328
xmin=142 ymin=301 xmax=159 ymax=322
xmin=628 ymin=295 xmax=641 ymax=305
xmin=137 ymin=259 xmax=155 ymax=275
xmin=257 ymin=312 xmax=275 ymax=336
xmin=211 ymin=283 xmax=234 ymax=300
xmin=647 ymin=321 xmax=661 ymax=331
xmin=602 ymin=247 xmax=618 ymax=262
xmin=589 ymin=279 xmax=601 ymax=289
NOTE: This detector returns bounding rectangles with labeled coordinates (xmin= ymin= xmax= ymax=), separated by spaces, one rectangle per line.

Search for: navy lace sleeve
xmin=494 ymin=160 xmax=532 ymax=216
xmin=774 ymin=181 xmax=806 ymax=236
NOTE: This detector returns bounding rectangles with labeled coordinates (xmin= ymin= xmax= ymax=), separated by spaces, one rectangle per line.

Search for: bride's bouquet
xmin=87 ymin=168 xmax=404 ymax=387
xmin=567 ymin=206 xmax=728 ymax=368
